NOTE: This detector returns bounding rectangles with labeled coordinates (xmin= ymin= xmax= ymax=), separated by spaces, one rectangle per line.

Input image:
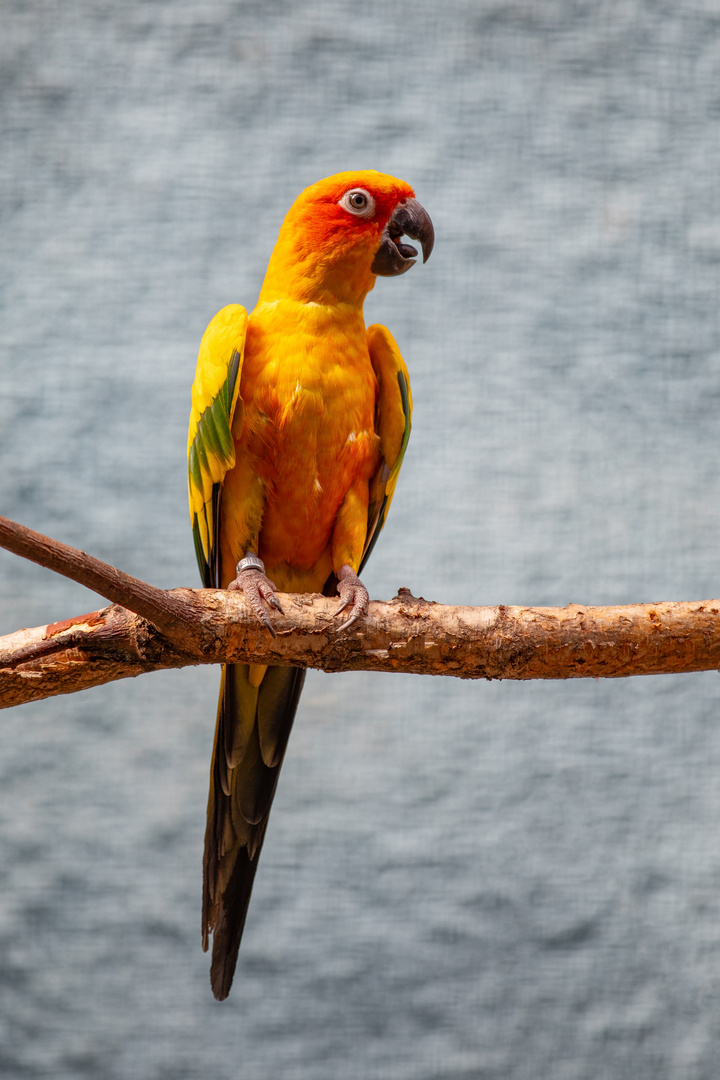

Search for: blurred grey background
xmin=2 ymin=1 xmax=720 ymax=1077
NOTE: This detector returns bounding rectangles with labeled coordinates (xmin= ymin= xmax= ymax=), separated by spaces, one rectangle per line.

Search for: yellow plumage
xmin=187 ymin=170 xmax=432 ymax=999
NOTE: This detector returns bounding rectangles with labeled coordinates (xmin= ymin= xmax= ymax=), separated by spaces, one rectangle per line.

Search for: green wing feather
xmin=361 ymin=323 xmax=413 ymax=572
xmin=187 ymin=304 xmax=248 ymax=587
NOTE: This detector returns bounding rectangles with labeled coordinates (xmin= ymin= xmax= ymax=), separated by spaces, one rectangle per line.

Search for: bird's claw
xmin=228 ymin=558 xmax=282 ymax=636
xmin=334 ymin=565 xmax=369 ymax=634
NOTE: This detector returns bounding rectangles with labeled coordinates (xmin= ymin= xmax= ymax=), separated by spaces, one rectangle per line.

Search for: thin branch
xmin=0 ymin=516 xmax=200 ymax=651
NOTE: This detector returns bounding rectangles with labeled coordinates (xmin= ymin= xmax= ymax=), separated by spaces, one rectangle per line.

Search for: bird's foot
xmin=334 ymin=565 xmax=369 ymax=633
xmin=228 ymin=554 xmax=283 ymax=637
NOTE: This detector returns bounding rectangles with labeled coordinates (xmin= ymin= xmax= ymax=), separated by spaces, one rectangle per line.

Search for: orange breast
xmin=236 ymin=300 xmax=380 ymax=575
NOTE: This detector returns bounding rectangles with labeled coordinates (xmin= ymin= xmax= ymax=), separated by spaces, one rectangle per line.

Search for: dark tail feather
xmin=203 ymin=663 xmax=306 ymax=1001
xmin=207 ymin=833 xmax=267 ymax=1000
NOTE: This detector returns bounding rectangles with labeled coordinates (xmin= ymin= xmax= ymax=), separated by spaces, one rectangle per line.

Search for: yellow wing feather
xmin=188 ymin=304 xmax=248 ymax=586
xmin=362 ymin=323 xmax=413 ymax=570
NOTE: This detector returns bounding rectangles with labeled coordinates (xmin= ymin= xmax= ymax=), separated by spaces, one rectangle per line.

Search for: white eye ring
xmin=339 ymin=188 xmax=376 ymax=219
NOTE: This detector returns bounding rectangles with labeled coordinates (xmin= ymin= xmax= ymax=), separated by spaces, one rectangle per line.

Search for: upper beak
xmin=371 ymin=198 xmax=435 ymax=277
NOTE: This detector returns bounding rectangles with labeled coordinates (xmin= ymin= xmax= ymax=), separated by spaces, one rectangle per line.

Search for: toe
xmin=334 ymin=565 xmax=369 ymax=634
xmin=230 ymin=566 xmax=281 ymax=633
xmin=335 ymin=594 xmax=351 ymax=616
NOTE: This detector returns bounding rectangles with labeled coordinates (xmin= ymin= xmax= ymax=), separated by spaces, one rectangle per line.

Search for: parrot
xmin=187 ymin=170 xmax=433 ymax=1000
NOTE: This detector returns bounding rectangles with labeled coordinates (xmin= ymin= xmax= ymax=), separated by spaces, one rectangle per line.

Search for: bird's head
xmin=258 ymin=170 xmax=434 ymax=307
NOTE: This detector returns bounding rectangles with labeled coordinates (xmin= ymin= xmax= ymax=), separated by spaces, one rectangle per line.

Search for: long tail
xmin=202 ymin=662 xmax=306 ymax=1000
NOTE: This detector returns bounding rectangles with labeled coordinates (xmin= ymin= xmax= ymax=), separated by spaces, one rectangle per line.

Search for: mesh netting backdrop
xmin=2 ymin=3 xmax=720 ymax=1078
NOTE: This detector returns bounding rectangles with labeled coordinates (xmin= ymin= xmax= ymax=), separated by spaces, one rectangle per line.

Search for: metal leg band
xmin=236 ymin=555 xmax=265 ymax=575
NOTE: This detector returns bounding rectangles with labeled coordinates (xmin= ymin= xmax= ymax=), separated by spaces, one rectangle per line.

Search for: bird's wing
xmin=361 ymin=323 xmax=413 ymax=571
xmin=187 ymin=304 xmax=248 ymax=587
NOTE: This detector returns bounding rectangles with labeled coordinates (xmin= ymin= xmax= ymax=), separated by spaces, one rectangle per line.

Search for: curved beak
xmin=371 ymin=198 xmax=435 ymax=277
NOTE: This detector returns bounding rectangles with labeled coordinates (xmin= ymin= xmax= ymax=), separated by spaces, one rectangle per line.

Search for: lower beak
xmin=371 ymin=198 xmax=435 ymax=277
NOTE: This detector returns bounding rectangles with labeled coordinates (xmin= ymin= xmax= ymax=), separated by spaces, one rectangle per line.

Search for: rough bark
xmin=2 ymin=590 xmax=720 ymax=709
xmin=1 ymin=515 xmax=719 ymax=710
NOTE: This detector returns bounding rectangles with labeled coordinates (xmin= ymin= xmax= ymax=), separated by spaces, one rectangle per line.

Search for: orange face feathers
xmin=292 ymin=170 xmax=416 ymax=251
xmin=258 ymin=171 xmax=423 ymax=307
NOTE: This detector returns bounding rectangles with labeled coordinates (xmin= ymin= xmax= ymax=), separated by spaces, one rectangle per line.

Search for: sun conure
xmin=187 ymin=170 xmax=433 ymax=999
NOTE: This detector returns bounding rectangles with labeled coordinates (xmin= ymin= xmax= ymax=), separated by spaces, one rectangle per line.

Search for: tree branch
xmin=0 ymin=515 xmax=200 ymax=651
xmin=1 ymin=515 xmax=719 ymax=710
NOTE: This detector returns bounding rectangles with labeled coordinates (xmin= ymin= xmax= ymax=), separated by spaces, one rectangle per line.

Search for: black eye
xmin=339 ymin=188 xmax=376 ymax=218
